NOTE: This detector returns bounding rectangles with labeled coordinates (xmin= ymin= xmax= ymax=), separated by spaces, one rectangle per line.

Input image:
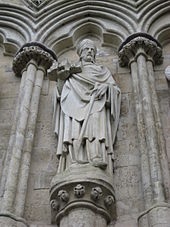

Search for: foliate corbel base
xmin=50 ymin=163 xmax=116 ymax=225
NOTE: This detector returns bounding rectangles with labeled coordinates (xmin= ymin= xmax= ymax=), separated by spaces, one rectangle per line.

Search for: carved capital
xmin=118 ymin=33 xmax=163 ymax=67
xmin=13 ymin=42 xmax=57 ymax=77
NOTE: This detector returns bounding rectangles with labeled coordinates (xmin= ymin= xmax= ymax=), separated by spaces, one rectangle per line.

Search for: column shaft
xmin=131 ymin=61 xmax=153 ymax=209
xmin=15 ymin=67 xmax=45 ymax=217
xmin=60 ymin=208 xmax=107 ymax=227
xmin=147 ymin=60 xmax=170 ymax=201
xmin=137 ymin=54 xmax=165 ymax=203
xmin=2 ymin=60 xmax=37 ymax=213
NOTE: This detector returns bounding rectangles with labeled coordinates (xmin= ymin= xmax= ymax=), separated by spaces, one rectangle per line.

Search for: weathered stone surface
xmin=0 ymin=216 xmax=27 ymax=227
xmin=13 ymin=39 xmax=142 ymax=225
xmin=60 ymin=208 xmax=107 ymax=227
xmin=0 ymin=2 xmax=170 ymax=226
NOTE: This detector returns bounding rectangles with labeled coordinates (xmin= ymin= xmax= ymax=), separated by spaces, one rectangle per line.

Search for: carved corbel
xmin=50 ymin=181 xmax=116 ymax=225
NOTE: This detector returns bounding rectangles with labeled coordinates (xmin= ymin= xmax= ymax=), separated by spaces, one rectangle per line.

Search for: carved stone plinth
xmin=50 ymin=164 xmax=116 ymax=226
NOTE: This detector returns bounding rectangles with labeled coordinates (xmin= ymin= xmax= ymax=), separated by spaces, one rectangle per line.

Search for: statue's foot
xmin=91 ymin=158 xmax=107 ymax=169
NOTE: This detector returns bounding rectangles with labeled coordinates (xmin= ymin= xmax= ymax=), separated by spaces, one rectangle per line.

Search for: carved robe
xmin=53 ymin=62 xmax=121 ymax=170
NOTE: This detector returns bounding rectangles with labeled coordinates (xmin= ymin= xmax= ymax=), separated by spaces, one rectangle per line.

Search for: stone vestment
xmin=53 ymin=62 xmax=121 ymax=169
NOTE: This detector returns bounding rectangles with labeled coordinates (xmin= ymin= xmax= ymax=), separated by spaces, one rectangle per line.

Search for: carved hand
xmin=48 ymin=60 xmax=82 ymax=81
xmin=48 ymin=59 xmax=71 ymax=81
xmin=94 ymin=84 xmax=108 ymax=99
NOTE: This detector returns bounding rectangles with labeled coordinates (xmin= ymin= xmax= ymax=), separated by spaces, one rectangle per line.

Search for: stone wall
xmin=0 ymin=35 xmax=169 ymax=227
xmin=17 ymin=38 xmax=141 ymax=226
xmin=0 ymin=47 xmax=19 ymax=204
xmin=22 ymin=39 xmax=170 ymax=227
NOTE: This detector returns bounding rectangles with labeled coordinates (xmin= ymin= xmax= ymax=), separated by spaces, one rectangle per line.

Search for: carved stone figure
xmin=51 ymin=39 xmax=121 ymax=172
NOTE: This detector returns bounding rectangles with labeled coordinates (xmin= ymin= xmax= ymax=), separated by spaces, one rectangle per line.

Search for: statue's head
xmin=77 ymin=39 xmax=97 ymax=63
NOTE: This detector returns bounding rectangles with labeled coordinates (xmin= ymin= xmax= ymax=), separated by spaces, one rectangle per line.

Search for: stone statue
xmin=49 ymin=39 xmax=121 ymax=172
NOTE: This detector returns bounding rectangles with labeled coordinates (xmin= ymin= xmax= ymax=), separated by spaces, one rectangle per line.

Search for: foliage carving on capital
xmin=119 ymin=36 xmax=163 ymax=67
xmin=91 ymin=187 xmax=103 ymax=201
xmin=58 ymin=190 xmax=69 ymax=203
xmin=74 ymin=184 xmax=85 ymax=198
xmin=50 ymin=199 xmax=59 ymax=211
xmin=50 ymin=179 xmax=116 ymax=224
xmin=13 ymin=43 xmax=57 ymax=77
xmin=104 ymin=195 xmax=115 ymax=207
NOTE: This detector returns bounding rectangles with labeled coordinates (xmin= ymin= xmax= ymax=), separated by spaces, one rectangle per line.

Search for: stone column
xmin=0 ymin=43 xmax=56 ymax=227
xmin=119 ymin=33 xmax=170 ymax=227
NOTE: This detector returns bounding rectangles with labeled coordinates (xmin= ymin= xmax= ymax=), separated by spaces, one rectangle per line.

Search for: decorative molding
xmin=58 ymin=190 xmax=69 ymax=203
xmin=104 ymin=195 xmax=115 ymax=207
xmin=91 ymin=187 xmax=103 ymax=201
xmin=50 ymin=200 xmax=59 ymax=212
xmin=50 ymin=178 xmax=116 ymax=224
xmin=74 ymin=184 xmax=85 ymax=198
xmin=0 ymin=1 xmax=169 ymax=56
xmin=23 ymin=0 xmax=51 ymax=11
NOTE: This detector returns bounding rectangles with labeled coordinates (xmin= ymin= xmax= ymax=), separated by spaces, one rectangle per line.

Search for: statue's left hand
xmin=94 ymin=84 xmax=108 ymax=99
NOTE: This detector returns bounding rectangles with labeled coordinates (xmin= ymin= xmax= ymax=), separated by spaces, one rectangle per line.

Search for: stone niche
xmin=48 ymin=36 xmax=141 ymax=227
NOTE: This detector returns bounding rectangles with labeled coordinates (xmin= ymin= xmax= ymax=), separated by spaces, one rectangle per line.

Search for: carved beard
xmin=80 ymin=50 xmax=95 ymax=63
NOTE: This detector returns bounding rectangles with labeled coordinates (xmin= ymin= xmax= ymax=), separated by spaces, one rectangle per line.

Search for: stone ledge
xmin=138 ymin=202 xmax=170 ymax=227
xmin=0 ymin=212 xmax=28 ymax=227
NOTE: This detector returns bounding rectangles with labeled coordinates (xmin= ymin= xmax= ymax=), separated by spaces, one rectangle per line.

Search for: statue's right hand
xmin=56 ymin=68 xmax=70 ymax=80
xmin=48 ymin=59 xmax=71 ymax=81
xmin=48 ymin=60 xmax=59 ymax=81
